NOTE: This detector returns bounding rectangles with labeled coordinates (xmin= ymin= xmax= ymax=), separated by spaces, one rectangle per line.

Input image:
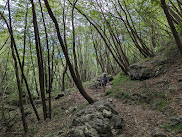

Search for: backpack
xmin=103 ymin=77 xmax=107 ymax=83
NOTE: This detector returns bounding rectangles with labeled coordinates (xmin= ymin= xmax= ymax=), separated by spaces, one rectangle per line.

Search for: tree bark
xmin=7 ymin=1 xmax=28 ymax=132
xmin=161 ymin=0 xmax=182 ymax=55
xmin=30 ymin=0 xmax=47 ymax=120
xmin=43 ymin=0 xmax=94 ymax=104
xmin=1 ymin=3 xmax=40 ymax=122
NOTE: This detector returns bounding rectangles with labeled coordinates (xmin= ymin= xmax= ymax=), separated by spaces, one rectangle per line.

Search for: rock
xmin=89 ymin=118 xmax=113 ymax=137
xmin=128 ymin=64 xmax=154 ymax=80
xmin=35 ymin=100 xmax=42 ymax=105
xmin=4 ymin=105 xmax=17 ymax=112
xmin=68 ymin=106 xmax=77 ymax=113
xmin=103 ymin=109 xmax=112 ymax=118
xmin=154 ymin=65 xmax=168 ymax=77
xmin=178 ymin=78 xmax=182 ymax=82
xmin=25 ymin=111 xmax=32 ymax=117
xmin=88 ymin=81 xmax=101 ymax=89
xmin=110 ymin=114 xmax=123 ymax=129
xmin=107 ymin=75 xmax=114 ymax=81
xmin=105 ymin=90 xmax=112 ymax=96
xmin=151 ymin=129 xmax=166 ymax=137
xmin=170 ymin=115 xmax=182 ymax=127
xmin=55 ymin=93 xmax=64 ymax=100
xmin=150 ymin=58 xmax=168 ymax=66
xmin=68 ymin=126 xmax=85 ymax=137
xmin=67 ymin=98 xmax=123 ymax=136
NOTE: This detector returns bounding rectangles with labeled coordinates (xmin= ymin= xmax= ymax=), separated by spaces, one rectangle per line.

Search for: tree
xmin=160 ymin=0 xmax=182 ymax=55
xmin=43 ymin=0 xmax=94 ymax=104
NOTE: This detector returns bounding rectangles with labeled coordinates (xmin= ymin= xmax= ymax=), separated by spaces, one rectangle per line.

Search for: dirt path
xmin=33 ymin=86 xmax=181 ymax=137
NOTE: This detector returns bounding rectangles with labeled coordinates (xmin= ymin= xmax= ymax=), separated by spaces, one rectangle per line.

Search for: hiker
xmin=101 ymin=73 xmax=109 ymax=92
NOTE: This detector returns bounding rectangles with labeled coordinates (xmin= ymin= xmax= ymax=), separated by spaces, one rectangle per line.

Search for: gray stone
xmin=25 ymin=111 xmax=32 ymax=117
xmin=170 ymin=115 xmax=182 ymax=127
xmin=68 ymin=106 xmax=77 ymax=113
xmin=150 ymin=58 xmax=168 ymax=66
xmin=67 ymin=98 xmax=122 ymax=136
xmin=178 ymin=78 xmax=182 ymax=82
xmin=103 ymin=109 xmax=112 ymax=118
xmin=110 ymin=114 xmax=123 ymax=129
xmin=35 ymin=100 xmax=42 ymax=105
xmin=154 ymin=65 xmax=168 ymax=77
xmin=55 ymin=93 xmax=64 ymax=100
xmin=84 ymin=123 xmax=99 ymax=137
xmin=68 ymin=126 xmax=85 ymax=137
xmin=128 ymin=64 xmax=154 ymax=80
xmin=151 ymin=129 xmax=166 ymax=137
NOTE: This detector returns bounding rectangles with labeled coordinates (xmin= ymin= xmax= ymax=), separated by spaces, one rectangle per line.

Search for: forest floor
xmin=1 ymin=58 xmax=182 ymax=137
xmin=31 ymin=85 xmax=181 ymax=137
xmin=32 ymin=58 xmax=182 ymax=137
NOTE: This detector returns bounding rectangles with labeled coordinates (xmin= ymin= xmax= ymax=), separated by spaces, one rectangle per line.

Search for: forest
xmin=0 ymin=0 xmax=182 ymax=136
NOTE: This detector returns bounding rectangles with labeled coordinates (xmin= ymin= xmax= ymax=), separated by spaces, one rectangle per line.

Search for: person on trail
xmin=101 ymin=73 xmax=109 ymax=92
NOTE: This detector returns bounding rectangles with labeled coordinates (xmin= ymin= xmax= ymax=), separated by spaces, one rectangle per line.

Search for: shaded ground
xmin=1 ymin=59 xmax=181 ymax=137
xmin=34 ymin=85 xmax=181 ymax=137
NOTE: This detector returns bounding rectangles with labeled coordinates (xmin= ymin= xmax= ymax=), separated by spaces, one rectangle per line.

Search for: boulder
xmin=170 ymin=115 xmax=182 ymax=127
xmin=67 ymin=98 xmax=123 ymax=137
xmin=128 ymin=64 xmax=154 ymax=80
xmin=55 ymin=93 xmax=64 ymax=100
xmin=128 ymin=57 xmax=169 ymax=81
xmin=88 ymin=81 xmax=101 ymax=89
xmin=151 ymin=129 xmax=166 ymax=137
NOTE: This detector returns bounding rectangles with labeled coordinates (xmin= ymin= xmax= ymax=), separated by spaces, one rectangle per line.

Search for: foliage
xmin=0 ymin=0 xmax=182 ymax=134
xmin=160 ymin=123 xmax=182 ymax=132
xmin=76 ymin=102 xmax=89 ymax=112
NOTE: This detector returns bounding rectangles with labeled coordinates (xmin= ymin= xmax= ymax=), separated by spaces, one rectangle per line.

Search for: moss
xmin=83 ymin=80 xmax=94 ymax=88
xmin=6 ymin=91 xmax=19 ymax=106
xmin=160 ymin=123 xmax=182 ymax=132
xmin=158 ymin=100 xmax=169 ymax=112
xmin=139 ymin=57 xmax=151 ymax=63
xmin=76 ymin=102 xmax=89 ymax=112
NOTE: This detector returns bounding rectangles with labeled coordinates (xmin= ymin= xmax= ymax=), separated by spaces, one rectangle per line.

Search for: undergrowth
xmin=107 ymin=72 xmax=171 ymax=113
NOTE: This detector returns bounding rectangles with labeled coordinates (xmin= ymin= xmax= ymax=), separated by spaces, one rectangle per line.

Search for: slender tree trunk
xmin=43 ymin=0 xmax=94 ymax=104
xmin=62 ymin=62 xmax=67 ymax=92
xmin=1 ymin=3 xmax=40 ymax=122
xmin=72 ymin=0 xmax=80 ymax=80
xmin=30 ymin=0 xmax=47 ymax=120
xmin=7 ymin=1 xmax=28 ymax=132
xmin=161 ymin=0 xmax=182 ymax=55
xmin=71 ymin=1 xmax=128 ymax=75
xmin=38 ymin=0 xmax=52 ymax=119
xmin=29 ymin=37 xmax=40 ymax=97
xmin=21 ymin=3 xmax=28 ymax=84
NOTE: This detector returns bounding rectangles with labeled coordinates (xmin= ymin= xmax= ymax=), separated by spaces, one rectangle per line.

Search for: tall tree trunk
xmin=29 ymin=37 xmax=40 ymax=97
xmin=72 ymin=0 xmax=80 ymax=80
xmin=7 ymin=1 xmax=28 ymax=132
xmin=70 ymin=0 xmax=128 ymax=75
xmin=43 ymin=0 xmax=94 ymax=104
xmin=1 ymin=3 xmax=40 ymax=122
xmin=62 ymin=62 xmax=67 ymax=92
xmin=161 ymin=0 xmax=182 ymax=55
xmin=21 ymin=3 xmax=28 ymax=84
xmin=30 ymin=0 xmax=47 ymax=120
xmin=38 ymin=0 xmax=52 ymax=119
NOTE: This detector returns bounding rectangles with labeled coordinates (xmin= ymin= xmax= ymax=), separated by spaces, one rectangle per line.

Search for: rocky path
xmin=33 ymin=86 xmax=181 ymax=137
xmin=72 ymin=88 xmax=181 ymax=137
